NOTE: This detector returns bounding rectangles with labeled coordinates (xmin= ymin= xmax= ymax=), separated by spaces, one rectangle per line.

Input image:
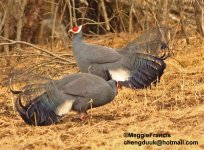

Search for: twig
xmin=76 ymin=14 xmax=116 ymax=27
xmin=129 ymin=0 xmax=134 ymax=34
xmin=100 ymin=0 xmax=110 ymax=31
xmin=147 ymin=5 xmax=159 ymax=27
xmin=43 ymin=0 xmax=57 ymax=5
xmin=72 ymin=0 xmax=77 ymax=26
xmin=0 ymin=2 xmax=7 ymax=33
xmin=2 ymin=0 xmax=12 ymax=54
xmin=194 ymin=0 xmax=204 ymax=37
xmin=178 ymin=0 xmax=190 ymax=44
xmin=80 ymin=3 xmax=88 ymax=26
xmin=60 ymin=2 xmax=67 ymax=23
xmin=51 ymin=1 xmax=61 ymax=51
xmin=97 ymin=2 xmax=101 ymax=34
xmin=66 ymin=0 xmax=73 ymax=27
xmin=116 ymin=0 xmax=126 ymax=32
xmin=157 ymin=0 xmax=169 ymax=25
xmin=16 ymin=0 xmax=27 ymax=49
xmin=0 ymin=36 xmax=74 ymax=64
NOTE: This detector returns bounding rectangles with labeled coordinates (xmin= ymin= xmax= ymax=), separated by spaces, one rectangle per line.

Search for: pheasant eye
xmin=72 ymin=26 xmax=79 ymax=32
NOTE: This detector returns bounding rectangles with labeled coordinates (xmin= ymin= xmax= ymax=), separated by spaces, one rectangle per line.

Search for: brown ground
xmin=0 ymin=33 xmax=204 ymax=150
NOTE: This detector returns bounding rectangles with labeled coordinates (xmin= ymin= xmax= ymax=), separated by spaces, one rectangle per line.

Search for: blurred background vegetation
xmin=0 ymin=0 xmax=203 ymax=53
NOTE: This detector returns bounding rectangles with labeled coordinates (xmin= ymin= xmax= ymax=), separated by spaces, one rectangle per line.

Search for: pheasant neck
xmin=73 ymin=31 xmax=84 ymax=43
xmin=72 ymin=31 xmax=84 ymax=57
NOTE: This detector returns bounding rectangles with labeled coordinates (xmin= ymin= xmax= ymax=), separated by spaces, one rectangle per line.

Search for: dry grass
xmin=0 ymin=33 xmax=204 ymax=150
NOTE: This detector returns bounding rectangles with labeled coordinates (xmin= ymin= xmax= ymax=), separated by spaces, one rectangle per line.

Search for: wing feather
xmin=106 ymin=53 xmax=166 ymax=88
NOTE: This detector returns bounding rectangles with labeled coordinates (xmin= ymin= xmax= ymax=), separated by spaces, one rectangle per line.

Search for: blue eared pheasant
xmin=15 ymin=73 xmax=117 ymax=126
xmin=69 ymin=26 xmax=166 ymax=89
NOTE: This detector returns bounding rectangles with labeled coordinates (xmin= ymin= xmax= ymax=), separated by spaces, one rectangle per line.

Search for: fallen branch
xmin=0 ymin=36 xmax=75 ymax=64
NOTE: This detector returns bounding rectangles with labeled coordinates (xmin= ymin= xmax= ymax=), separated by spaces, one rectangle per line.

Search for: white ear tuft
xmin=77 ymin=25 xmax=82 ymax=33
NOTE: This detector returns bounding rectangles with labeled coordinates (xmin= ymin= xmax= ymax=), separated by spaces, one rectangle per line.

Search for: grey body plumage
xmin=15 ymin=73 xmax=117 ymax=126
xmin=70 ymin=26 xmax=166 ymax=89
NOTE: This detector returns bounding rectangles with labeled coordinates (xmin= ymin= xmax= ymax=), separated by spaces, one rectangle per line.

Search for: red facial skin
xmin=72 ymin=26 xmax=79 ymax=32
